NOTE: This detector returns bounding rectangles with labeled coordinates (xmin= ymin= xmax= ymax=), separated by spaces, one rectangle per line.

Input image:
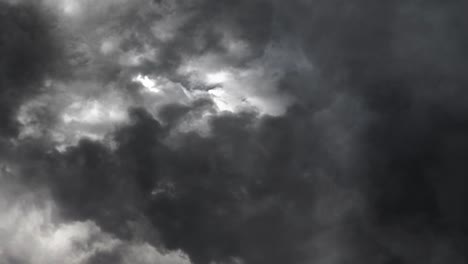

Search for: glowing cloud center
xmin=205 ymin=71 xmax=231 ymax=85
xmin=132 ymin=74 xmax=162 ymax=93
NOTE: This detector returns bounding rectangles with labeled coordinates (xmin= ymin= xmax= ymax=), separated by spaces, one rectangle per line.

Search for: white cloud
xmin=178 ymin=53 xmax=294 ymax=116
xmin=17 ymin=81 xmax=131 ymax=150
xmin=62 ymin=99 xmax=127 ymax=125
xmin=0 ymin=168 xmax=192 ymax=264
xmin=205 ymin=71 xmax=231 ymax=85
xmin=121 ymin=243 xmax=191 ymax=264
xmin=132 ymin=74 xmax=162 ymax=93
xmin=0 ymin=175 xmax=117 ymax=264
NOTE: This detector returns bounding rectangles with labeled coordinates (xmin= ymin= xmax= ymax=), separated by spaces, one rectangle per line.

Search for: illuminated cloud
xmin=132 ymin=74 xmax=162 ymax=94
xmin=16 ymin=81 xmax=131 ymax=150
xmin=205 ymin=71 xmax=231 ymax=85
xmin=0 ymin=170 xmax=192 ymax=264
xmin=178 ymin=52 xmax=295 ymax=116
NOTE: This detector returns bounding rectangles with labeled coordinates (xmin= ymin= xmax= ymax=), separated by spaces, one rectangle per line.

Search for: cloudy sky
xmin=1 ymin=0 xmax=468 ymax=263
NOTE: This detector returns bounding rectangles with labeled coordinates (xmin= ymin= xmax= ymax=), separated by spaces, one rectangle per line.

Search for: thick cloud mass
xmin=2 ymin=0 xmax=468 ymax=264
xmin=0 ymin=1 xmax=61 ymax=136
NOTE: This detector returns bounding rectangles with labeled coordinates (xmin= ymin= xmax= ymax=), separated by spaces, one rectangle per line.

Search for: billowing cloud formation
xmin=2 ymin=0 xmax=468 ymax=264
xmin=0 ymin=166 xmax=191 ymax=264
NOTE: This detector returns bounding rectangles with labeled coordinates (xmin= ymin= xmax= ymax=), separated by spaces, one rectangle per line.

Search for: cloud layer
xmin=1 ymin=0 xmax=468 ymax=264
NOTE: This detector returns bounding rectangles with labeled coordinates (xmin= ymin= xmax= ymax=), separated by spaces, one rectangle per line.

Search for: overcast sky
xmin=1 ymin=0 xmax=468 ymax=263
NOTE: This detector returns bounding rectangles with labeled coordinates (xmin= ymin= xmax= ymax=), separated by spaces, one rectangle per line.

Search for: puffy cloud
xmin=0 ymin=169 xmax=115 ymax=264
xmin=0 ymin=167 xmax=191 ymax=264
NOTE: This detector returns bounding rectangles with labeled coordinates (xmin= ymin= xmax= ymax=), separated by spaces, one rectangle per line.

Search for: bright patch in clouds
xmin=132 ymin=72 xmax=244 ymax=113
xmin=208 ymin=88 xmax=237 ymax=112
xmin=0 ymin=181 xmax=117 ymax=263
xmin=0 ymin=173 xmax=192 ymax=264
xmin=54 ymin=96 xmax=129 ymax=150
xmin=44 ymin=0 xmax=83 ymax=17
xmin=62 ymin=99 xmax=127 ymax=125
xmin=178 ymin=56 xmax=292 ymax=116
xmin=132 ymin=74 xmax=161 ymax=93
xmin=63 ymin=0 xmax=80 ymax=16
xmin=17 ymin=86 xmax=130 ymax=151
xmin=205 ymin=71 xmax=231 ymax=85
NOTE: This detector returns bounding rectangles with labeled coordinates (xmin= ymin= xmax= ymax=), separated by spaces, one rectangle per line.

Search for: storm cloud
xmin=1 ymin=0 xmax=468 ymax=264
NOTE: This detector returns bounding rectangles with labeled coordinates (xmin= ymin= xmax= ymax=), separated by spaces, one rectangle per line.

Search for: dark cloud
xmin=3 ymin=0 xmax=468 ymax=264
xmin=108 ymin=0 xmax=274 ymax=77
xmin=17 ymin=93 xmax=368 ymax=264
xmin=279 ymin=0 xmax=468 ymax=262
xmin=0 ymin=1 xmax=62 ymax=136
xmin=38 ymin=105 xmax=356 ymax=264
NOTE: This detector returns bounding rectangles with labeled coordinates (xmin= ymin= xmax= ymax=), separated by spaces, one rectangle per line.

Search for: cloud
xmin=0 ymin=166 xmax=191 ymax=264
xmin=11 ymin=0 xmax=297 ymax=147
xmin=18 ymin=96 xmax=368 ymax=264
xmin=0 ymin=169 xmax=116 ymax=264
xmin=0 ymin=1 xmax=62 ymax=136
xmin=3 ymin=0 xmax=468 ymax=264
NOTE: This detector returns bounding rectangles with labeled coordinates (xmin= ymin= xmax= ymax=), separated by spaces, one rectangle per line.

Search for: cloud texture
xmin=1 ymin=0 xmax=468 ymax=263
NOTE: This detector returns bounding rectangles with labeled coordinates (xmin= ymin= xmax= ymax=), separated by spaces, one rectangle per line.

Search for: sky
xmin=1 ymin=0 xmax=468 ymax=263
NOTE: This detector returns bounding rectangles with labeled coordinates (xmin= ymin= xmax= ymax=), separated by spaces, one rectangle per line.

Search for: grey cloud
xmin=0 ymin=1 xmax=62 ymax=136
xmin=3 ymin=1 xmax=468 ymax=264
